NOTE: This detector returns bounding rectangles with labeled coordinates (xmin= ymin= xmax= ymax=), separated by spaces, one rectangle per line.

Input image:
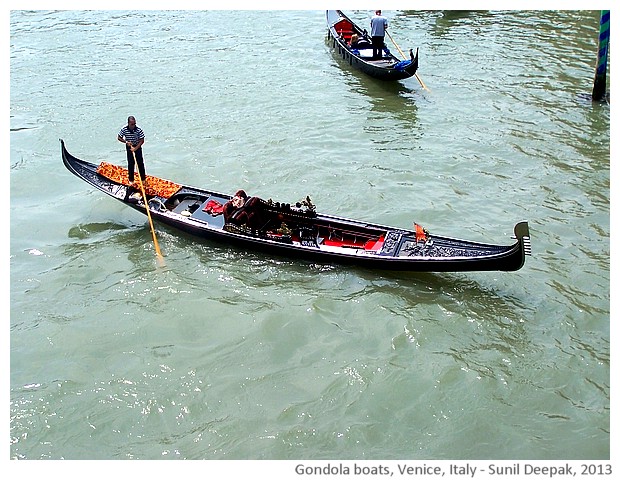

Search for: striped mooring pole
xmin=592 ymin=10 xmax=610 ymax=101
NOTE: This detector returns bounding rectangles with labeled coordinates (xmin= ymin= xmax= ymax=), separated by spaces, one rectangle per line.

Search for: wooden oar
xmin=132 ymin=150 xmax=165 ymax=267
xmin=386 ymin=30 xmax=429 ymax=91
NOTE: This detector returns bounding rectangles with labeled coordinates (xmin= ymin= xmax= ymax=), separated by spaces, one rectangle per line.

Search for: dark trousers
xmin=126 ymin=146 xmax=145 ymax=182
xmin=372 ymin=36 xmax=384 ymax=59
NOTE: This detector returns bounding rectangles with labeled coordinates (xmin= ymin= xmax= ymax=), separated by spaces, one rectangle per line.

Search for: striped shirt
xmin=118 ymin=125 xmax=145 ymax=146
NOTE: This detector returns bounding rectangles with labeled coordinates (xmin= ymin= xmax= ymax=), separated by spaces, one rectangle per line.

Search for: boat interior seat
xmin=171 ymin=198 xmax=202 ymax=215
xmin=356 ymin=48 xmax=375 ymax=58
xmin=190 ymin=195 xmax=228 ymax=228
xmin=334 ymin=19 xmax=354 ymax=42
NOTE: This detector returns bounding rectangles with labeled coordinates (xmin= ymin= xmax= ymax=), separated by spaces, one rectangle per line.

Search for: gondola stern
xmin=514 ymin=220 xmax=530 ymax=245
xmin=406 ymin=47 xmax=420 ymax=76
xmin=501 ymin=221 xmax=531 ymax=271
xmin=60 ymin=138 xmax=67 ymax=161
xmin=515 ymin=221 xmax=531 ymax=255
xmin=60 ymin=138 xmax=79 ymax=175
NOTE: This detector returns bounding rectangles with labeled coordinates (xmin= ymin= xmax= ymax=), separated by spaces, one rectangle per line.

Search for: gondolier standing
xmin=117 ymin=115 xmax=146 ymax=183
xmin=370 ymin=10 xmax=388 ymax=59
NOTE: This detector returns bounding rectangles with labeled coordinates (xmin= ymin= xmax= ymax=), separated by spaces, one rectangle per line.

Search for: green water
xmin=10 ymin=9 xmax=610 ymax=465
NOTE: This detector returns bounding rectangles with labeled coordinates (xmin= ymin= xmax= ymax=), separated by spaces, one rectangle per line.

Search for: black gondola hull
xmin=61 ymin=140 xmax=531 ymax=272
xmin=326 ymin=10 xmax=419 ymax=81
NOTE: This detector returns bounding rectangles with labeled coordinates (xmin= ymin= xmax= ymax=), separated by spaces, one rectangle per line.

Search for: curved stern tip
xmin=514 ymin=221 xmax=531 ymax=257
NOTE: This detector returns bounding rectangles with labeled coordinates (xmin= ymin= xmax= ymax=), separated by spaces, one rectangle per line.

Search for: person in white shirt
xmin=370 ymin=10 xmax=388 ymax=59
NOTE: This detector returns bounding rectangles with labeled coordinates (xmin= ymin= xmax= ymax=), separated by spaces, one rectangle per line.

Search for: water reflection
xmin=354 ymin=79 xmax=419 ymax=127
xmin=328 ymin=58 xmax=421 ymax=139
xmin=68 ymin=221 xmax=133 ymax=240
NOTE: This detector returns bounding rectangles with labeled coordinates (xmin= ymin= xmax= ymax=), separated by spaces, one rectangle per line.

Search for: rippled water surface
xmin=10 ymin=10 xmax=610 ymax=463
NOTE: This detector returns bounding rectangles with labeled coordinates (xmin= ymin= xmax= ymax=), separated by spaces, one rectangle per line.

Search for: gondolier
xmin=117 ymin=115 xmax=146 ymax=184
xmin=370 ymin=10 xmax=388 ymax=59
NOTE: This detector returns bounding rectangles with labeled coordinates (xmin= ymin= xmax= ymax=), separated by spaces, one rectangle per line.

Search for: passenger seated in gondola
xmin=349 ymin=33 xmax=371 ymax=50
xmin=223 ymin=189 xmax=267 ymax=231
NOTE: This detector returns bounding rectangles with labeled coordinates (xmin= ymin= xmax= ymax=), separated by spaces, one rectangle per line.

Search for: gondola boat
xmin=326 ymin=10 xmax=419 ymax=81
xmin=61 ymin=140 xmax=531 ymax=272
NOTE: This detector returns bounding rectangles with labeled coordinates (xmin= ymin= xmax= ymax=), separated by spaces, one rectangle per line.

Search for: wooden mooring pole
xmin=592 ymin=10 xmax=610 ymax=102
